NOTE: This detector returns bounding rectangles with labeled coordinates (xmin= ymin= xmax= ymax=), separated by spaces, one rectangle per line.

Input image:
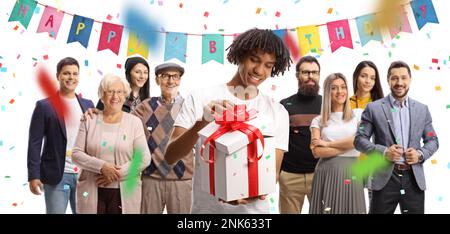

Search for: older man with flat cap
xmin=131 ymin=62 xmax=193 ymax=214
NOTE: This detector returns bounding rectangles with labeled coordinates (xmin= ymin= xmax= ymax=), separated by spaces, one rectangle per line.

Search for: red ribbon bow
xmin=200 ymin=105 xmax=265 ymax=198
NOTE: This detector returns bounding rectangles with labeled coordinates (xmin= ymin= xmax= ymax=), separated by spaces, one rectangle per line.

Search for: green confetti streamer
xmin=124 ymin=148 xmax=144 ymax=197
xmin=351 ymin=151 xmax=389 ymax=182
xmin=265 ymin=154 xmax=270 ymax=160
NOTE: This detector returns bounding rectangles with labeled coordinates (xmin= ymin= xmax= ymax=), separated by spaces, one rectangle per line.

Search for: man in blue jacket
xmin=27 ymin=57 xmax=94 ymax=214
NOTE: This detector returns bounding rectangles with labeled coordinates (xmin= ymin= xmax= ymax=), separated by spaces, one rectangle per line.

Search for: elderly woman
xmin=96 ymin=56 xmax=150 ymax=112
xmin=72 ymin=74 xmax=151 ymax=214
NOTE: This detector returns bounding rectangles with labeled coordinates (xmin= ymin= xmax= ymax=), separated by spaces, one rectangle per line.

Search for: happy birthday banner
xmin=7 ymin=0 xmax=439 ymax=64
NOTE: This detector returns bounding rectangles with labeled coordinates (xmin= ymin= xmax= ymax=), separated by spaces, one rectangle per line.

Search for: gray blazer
xmin=354 ymin=95 xmax=439 ymax=191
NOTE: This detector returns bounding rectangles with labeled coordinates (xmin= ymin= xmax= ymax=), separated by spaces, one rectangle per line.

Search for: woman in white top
xmin=309 ymin=73 xmax=365 ymax=214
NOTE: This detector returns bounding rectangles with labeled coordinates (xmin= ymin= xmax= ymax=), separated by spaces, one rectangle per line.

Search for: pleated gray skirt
xmin=309 ymin=156 xmax=366 ymax=214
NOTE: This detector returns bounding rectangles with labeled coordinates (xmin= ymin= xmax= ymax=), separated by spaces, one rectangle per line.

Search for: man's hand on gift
xmin=219 ymin=195 xmax=267 ymax=206
xmin=202 ymin=100 xmax=234 ymax=123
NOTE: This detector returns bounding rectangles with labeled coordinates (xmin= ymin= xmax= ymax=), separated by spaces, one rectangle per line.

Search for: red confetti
xmin=13 ymin=25 xmax=19 ymax=30
xmin=284 ymin=32 xmax=300 ymax=61
xmin=12 ymin=203 xmax=17 ymax=207
xmin=432 ymin=58 xmax=438 ymax=63
xmin=9 ymin=99 xmax=15 ymax=104
xmin=106 ymin=14 xmax=113 ymax=21
xmin=74 ymin=167 xmax=78 ymax=172
xmin=204 ymin=11 xmax=209 ymax=17
xmin=427 ymin=132 xmax=435 ymax=137
xmin=275 ymin=11 xmax=281 ymax=17
xmin=17 ymin=54 xmax=21 ymax=59
xmin=179 ymin=3 xmax=183 ymax=8
xmin=344 ymin=179 xmax=351 ymax=185
xmin=204 ymin=24 xmax=207 ymax=30
xmin=117 ymin=64 xmax=122 ymax=69
xmin=43 ymin=55 xmax=49 ymax=60
xmin=37 ymin=68 xmax=69 ymax=120
xmin=33 ymin=62 xmax=37 ymax=67
xmin=271 ymin=85 xmax=277 ymax=91
xmin=0 ymin=63 xmax=2 ymax=68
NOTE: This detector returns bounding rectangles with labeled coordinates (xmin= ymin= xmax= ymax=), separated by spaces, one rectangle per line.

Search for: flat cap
xmin=154 ymin=62 xmax=184 ymax=76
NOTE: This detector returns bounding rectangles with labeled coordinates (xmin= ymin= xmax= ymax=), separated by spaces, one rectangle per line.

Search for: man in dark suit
xmin=354 ymin=61 xmax=439 ymax=214
xmin=27 ymin=57 xmax=94 ymax=214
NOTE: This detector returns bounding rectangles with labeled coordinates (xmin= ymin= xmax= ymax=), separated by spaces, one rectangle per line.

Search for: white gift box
xmin=198 ymin=121 xmax=276 ymax=201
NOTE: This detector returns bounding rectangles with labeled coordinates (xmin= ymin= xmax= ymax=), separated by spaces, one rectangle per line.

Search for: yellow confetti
xmin=66 ymin=150 xmax=72 ymax=157
xmin=327 ymin=8 xmax=333 ymax=14
xmin=256 ymin=7 xmax=261 ymax=14
xmin=431 ymin=159 xmax=437 ymax=164
xmin=435 ymin=86 xmax=441 ymax=91
xmin=413 ymin=64 xmax=420 ymax=70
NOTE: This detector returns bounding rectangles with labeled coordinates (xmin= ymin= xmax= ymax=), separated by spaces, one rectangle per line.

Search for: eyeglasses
xmin=105 ymin=90 xmax=125 ymax=96
xmin=158 ymin=73 xmax=181 ymax=81
xmin=299 ymin=70 xmax=320 ymax=77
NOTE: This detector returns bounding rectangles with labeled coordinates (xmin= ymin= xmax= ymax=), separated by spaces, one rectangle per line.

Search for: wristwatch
xmin=418 ymin=153 xmax=424 ymax=163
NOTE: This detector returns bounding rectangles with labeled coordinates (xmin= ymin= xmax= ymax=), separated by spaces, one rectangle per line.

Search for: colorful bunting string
xmin=7 ymin=0 xmax=440 ymax=64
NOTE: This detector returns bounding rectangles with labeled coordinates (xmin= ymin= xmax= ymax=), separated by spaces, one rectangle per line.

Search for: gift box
xmin=198 ymin=105 xmax=276 ymax=202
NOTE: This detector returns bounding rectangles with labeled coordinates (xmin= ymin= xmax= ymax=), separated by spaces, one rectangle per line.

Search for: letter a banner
xmin=36 ymin=6 xmax=64 ymax=39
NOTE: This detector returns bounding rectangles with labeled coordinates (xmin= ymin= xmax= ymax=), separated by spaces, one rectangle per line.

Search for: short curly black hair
xmin=226 ymin=28 xmax=292 ymax=77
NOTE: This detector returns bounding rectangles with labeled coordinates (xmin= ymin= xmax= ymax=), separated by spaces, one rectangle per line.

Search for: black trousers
xmin=370 ymin=168 xmax=424 ymax=214
xmin=97 ymin=188 xmax=122 ymax=214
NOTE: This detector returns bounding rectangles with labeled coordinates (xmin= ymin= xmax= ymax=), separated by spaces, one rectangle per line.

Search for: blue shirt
xmin=389 ymin=94 xmax=410 ymax=164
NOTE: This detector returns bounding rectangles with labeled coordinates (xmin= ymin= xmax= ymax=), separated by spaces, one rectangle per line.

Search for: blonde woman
xmin=309 ymin=73 xmax=365 ymax=214
xmin=72 ymin=74 xmax=151 ymax=214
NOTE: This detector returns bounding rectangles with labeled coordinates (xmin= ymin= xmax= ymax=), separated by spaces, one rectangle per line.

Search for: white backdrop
xmin=0 ymin=0 xmax=449 ymax=214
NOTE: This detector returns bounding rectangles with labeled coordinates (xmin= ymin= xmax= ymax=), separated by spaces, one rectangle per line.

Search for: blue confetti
xmin=9 ymin=146 xmax=15 ymax=150
xmin=1 ymin=105 xmax=5 ymax=111
xmin=34 ymin=7 xmax=40 ymax=14
xmin=447 ymin=162 xmax=450 ymax=169
xmin=63 ymin=184 xmax=70 ymax=190
xmin=84 ymin=60 xmax=89 ymax=66
xmin=0 ymin=141 xmax=3 ymax=146
xmin=0 ymin=67 xmax=7 ymax=72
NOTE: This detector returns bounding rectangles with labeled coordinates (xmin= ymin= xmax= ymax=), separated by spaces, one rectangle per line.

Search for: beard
xmin=298 ymin=79 xmax=320 ymax=97
xmin=390 ymin=86 xmax=409 ymax=99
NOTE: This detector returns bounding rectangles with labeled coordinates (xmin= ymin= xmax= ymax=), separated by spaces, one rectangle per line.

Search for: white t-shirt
xmin=62 ymin=96 xmax=83 ymax=173
xmin=174 ymin=84 xmax=289 ymax=214
xmin=310 ymin=109 xmax=362 ymax=157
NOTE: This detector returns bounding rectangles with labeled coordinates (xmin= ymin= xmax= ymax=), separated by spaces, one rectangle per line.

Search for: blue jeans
xmin=43 ymin=173 xmax=77 ymax=214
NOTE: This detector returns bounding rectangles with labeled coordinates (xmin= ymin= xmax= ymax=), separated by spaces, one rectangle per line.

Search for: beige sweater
xmin=72 ymin=112 xmax=151 ymax=214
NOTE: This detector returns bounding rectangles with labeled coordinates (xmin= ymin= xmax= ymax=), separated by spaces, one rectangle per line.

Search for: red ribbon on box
xmin=200 ymin=105 xmax=264 ymax=198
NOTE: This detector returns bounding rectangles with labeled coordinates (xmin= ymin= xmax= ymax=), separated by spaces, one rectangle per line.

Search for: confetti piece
xmin=84 ymin=60 xmax=89 ymax=66
xmin=271 ymin=85 xmax=276 ymax=91
xmin=5 ymin=176 xmax=11 ymax=179
xmin=13 ymin=25 xmax=19 ymax=30
xmin=203 ymin=24 xmax=207 ymax=30
xmin=447 ymin=162 xmax=450 ymax=169
xmin=0 ymin=63 xmax=2 ymax=68
xmin=158 ymin=1 xmax=163 ymax=6
xmin=82 ymin=192 xmax=89 ymax=197
xmin=294 ymin=0 xmax=300 ymax=4
xmin=352 ymin=176 xmax=357 ymax=180
xmin=256 ymin=8 xmax=262 ymax=14
xmin=265 ymin=154 xmax=270 ymax=160
xmin=327 ymin=8 xmax=333 ymax=14
xmin=9 ymin=99 xmax=15 ymax=104
xmin=233 ymin=172 xmax=237 ymax=176
xmin=363 ymin=52 xmax=369 ymax=56
xmin=1 ymin=105 xmax=5 ymax=111
xmin=432 ymin=58 xmax=438 ymax=64
xmin=261 ymin=125 xmax=266 ymax=130
xmin=124 ymin=148 xmax=144 ymax=196
xmin=388 ymin=51 xmax=392 ymax=58
xmin=66 ymin=150 xmax=72 ymax=157
xmin=43 ymin=55 xmax=49 ymax=60
xmin=270 ymin=197 xmax=274 ymax=203
xmin=109 ymin=146 xmax=113 ymax=152
xmin=391 ymin=108 xmax=396 ymax=112
xmin=413 ymin=64 xmax=420 ymax=70
xmin=117 ymin=64 xmax=122 ymax=69
xmin=286 ymin=102 xmax=292 ymax=105
xmin=232 ymin=153 xmax=237 ymax=159
xmin=97 ymin=69 xmax=103 ymax=76
xmin=435 ymin=86 xmax=441 ymax=91
xmin=0 ymin=141 xmax=3 ymax=146
xmin=179 ymin=3 xmax=183 ymax=8
xmin=431 ymin=159 xmax=437 ymax=164
xmin=123 ymin=134 xmax=127 ymax=141
xmin=102 ymin=141 xmax=107 ymax=147
xmin=12 ymin=203 xmax=17 ymax=207
xmin=34 ymin=7 xmax=40 ymax=14
xmin=63 ymin=184 xmax=70 ymax=190
xmin=324 ymin=207 xmax=331 ymax=213
xmin=1 ymin=67 xmax=8 ymax=72
xmin=204 ymin=11 xmax=209 ymax=17
xmin=106 ymin=14 xmax=113 ymax=20
xmin=74 ymin=167 xmax=78 ymax=172
xmin=275 ymin=11 xmax=281 ymax=17
xmin=446 ymin=104 xmax=450 ymax=109
xmin=147 ymin=126 xmax=152 ymax=131
xmin=10 ymin=146 xmax=15 ymax=150
xmin=17 ymin=54 xmax=21 ymax=59
xmin=344 ymin=179 xmax=351 ymax=185
xmin=400 ymin=189 xmax=405 ymax=195
xmin=427 ymin=132 xmax=435 ymax=137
